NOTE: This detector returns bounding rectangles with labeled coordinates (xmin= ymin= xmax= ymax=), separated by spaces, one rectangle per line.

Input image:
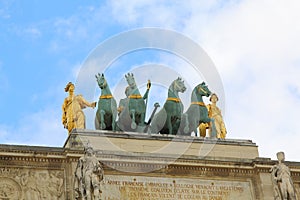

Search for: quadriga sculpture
xmin=179 ymin=82 xmax=216 ymax=137
xmin=95 ymin=73 xmax=117 ymax=131
xmin=150 ymin=77 xmax=186 ymax=135
xmin=117 ymin=73 xmax=150 ymax=132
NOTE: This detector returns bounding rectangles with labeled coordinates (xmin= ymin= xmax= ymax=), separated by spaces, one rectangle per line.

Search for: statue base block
xmin=64 ymin=129 xmax=281 ymax=200
xmin=65 ymin=129 xmax=259 ymax=160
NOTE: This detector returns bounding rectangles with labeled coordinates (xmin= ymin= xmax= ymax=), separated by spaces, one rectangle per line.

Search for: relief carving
xmin=0 ymin=168 xmax=64 ymax=200
xmin=38 ymin=172 xmax=50 ymax=199
xmin=0 ymin=177 xmax=22 ymax=200
xmin=21 ymin=170 xmax=40 ymax=199
xmin=48 ymin=171 xmax=64 ymax=199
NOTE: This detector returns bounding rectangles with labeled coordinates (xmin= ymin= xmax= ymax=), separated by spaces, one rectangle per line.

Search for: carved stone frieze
xmin=0 ymin=177 xmax=22 ymax=200
xmin=0 ymin=167 xmax=65 ymax=200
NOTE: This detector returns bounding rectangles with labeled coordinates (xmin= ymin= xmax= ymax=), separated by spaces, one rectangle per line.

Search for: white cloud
xmin=108 ymin=0 xmax=221 ymax=28
xmin=3 ymin=0 xmax=300 ymax=162
xmin=103 ymin=0 xmax=300 ymax=161
xmin=0 ymin=0 xmax=12 ymax=19
xmin=181 ymin=0 xmax=300 ymax=161
xmin=47 ymin=5 xmax=112 ymax=54
xmin=24 ymin=27 xmax=42 ymax=39
xmin=0 ymin=107 xmax=67 ymax=147
xmin=53 ymin=17 xmax=88 ymax=41
xmin=0 ymin=81 xmax=71 ymax=147
xmin=10 ymin=24 xmax=43 ymax=41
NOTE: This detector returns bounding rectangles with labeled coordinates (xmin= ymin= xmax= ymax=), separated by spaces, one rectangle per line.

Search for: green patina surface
xmin=95 ymin=73 xmax=117 ymax=131
xmin=179 ymin=82 xmax=216 ymax=137
xmin=150 ymin=77 xmax=186 ymax=135
xmin=94 ymin=73 xmax=215 ymax=137
xmin=117 ymin=73 xmax=150 ymax=132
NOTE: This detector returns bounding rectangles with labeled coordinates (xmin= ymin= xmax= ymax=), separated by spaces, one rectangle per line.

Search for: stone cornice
xmin=67 ymin=129 xmax=257 ymax=147
xmin=0 ymin=144 xmax=64 ymax=155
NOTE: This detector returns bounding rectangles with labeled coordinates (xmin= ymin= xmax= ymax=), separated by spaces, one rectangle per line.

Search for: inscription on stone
xmin=102 ymin=175 xmax=254 ymax=200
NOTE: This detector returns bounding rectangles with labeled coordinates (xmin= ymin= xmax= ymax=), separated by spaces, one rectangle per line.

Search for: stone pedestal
xmin=0 ymin=129 xmax=299 ymax=199
xmin=64 ymin=129 xmax=300 ymax=200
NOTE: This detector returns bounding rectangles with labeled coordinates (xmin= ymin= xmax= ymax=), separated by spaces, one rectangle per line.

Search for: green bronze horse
xmin=179 ymin=82 xmax=217 ymax=137
xmin=95 ymin=73 xmax=117 ymax=131
xmin=150 ymin=77 xmax=186 ymax=135
xmin=117 ymin=73 xmax=150 ymax=132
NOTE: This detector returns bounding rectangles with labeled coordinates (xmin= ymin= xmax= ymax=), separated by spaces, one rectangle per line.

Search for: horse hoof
xmin=131 ymin=122 xmax=137 ymax=129
xmin=184 ymin=127 xmax=189 ymax=134
xmin=101 ymin=123 xmax=106 ymax=130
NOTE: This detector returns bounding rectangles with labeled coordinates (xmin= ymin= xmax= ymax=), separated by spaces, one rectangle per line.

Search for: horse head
xmin=125 ymin=73 xmax=136 ymax=89
xmin=197 ymin=82 xmax=211 ymax=97
xmin=172 ymin=77 xmax=186 ymax=93
xmin=95 ymin=73 xmax=107 ymax=89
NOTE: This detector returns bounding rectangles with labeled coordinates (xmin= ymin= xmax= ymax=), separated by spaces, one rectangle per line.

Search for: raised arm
xmin=77 ymin=95 xmax=96 ymax=109
xmin=142 ymin=80 xmax=151 ymax=100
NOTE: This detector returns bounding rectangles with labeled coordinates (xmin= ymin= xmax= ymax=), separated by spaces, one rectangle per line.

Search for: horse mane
xmin=168 ymin=79 xmax=177 ymax=97
xmin=191 ymin=84 xmax=202 ymax=102
xmin=168 ymin=77 xmax=183 ymax=98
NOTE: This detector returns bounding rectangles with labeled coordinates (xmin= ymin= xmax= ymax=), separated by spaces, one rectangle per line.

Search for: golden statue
xmin=62 ymin=82 xmax=96 ymax=134
xmin=199 ymin=93 xmax=227 ymax=138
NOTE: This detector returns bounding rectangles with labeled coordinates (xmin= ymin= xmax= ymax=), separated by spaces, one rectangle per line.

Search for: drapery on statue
xmin=74 ymin=145 xmax=104 ymax=200
xmin=198 ymin=93 xmax=227 ymax=138
xmin=62 ymin=82 xmax=96 ymax=134
xmin=270 ymin=151 xmax=296 ymax=200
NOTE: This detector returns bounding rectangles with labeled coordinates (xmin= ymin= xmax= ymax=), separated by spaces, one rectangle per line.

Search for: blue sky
xmin=1 ymin=0 xmax=300 ymax=161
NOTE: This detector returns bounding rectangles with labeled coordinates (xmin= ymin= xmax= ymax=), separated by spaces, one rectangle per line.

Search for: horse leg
xmin=188 ymin=117 xmax=198 ymax=137
xmin=138 ymin=112 xmax=146 ymax=132
xmin=192 ymin=119 xmax=198 ymax=137
xmin=111 ymin=99 xmax=118 ymax=131
xmin=130 ymin=109 xmax=137 ymax=129
xmin=141 ymin=112 xmax=146 ymax=126
xmin=210 ymin=118 xmax=217 ymax=138
xmin=181 ymin=113 xmax=189 ymax=135
xmin=167 ymin=115 xmax=173 ymax=135
xmin=100 ymin=110 xmax=106 ymax=130
xmin=95 ymin=113 xmax=100 ymax=130
xmin=112 ymin=111 xmax=117 ymax=131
